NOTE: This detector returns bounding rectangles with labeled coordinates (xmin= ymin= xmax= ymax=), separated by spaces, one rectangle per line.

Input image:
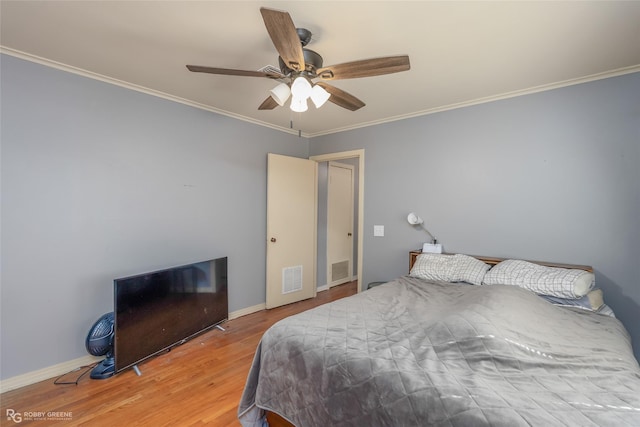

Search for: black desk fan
xmin=85 ymin=312 xmax=115 ymax=379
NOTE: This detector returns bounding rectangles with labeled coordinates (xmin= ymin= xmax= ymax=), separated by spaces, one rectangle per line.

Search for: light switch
xmin=373 ymin=225 xmax=384 ymax=237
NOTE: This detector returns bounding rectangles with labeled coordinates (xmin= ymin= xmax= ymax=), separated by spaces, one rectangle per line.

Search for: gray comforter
xmin=238 ymin=276 xmax=640 ymax=426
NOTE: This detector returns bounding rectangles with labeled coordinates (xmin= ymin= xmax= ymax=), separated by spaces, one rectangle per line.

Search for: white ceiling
xmin=2 ymin=1 xmax=639 ymax=137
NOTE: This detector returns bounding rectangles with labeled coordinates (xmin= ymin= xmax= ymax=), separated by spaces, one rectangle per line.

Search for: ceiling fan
xmin=186 ymin=7 xmax=410 ymax=112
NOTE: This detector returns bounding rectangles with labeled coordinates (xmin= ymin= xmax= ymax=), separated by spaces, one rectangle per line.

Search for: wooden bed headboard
xmin=409 ymin=250 xmax=593 ymax=273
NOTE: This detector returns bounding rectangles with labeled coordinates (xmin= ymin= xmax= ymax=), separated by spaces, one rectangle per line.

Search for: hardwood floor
xmin=0 ymin=281 xmax=357 ymax=426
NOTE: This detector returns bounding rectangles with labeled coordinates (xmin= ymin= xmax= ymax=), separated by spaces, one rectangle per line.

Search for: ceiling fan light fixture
xmin=269 ymin=83 xmax=291 ymax=106
xmin=290 ymin=76 xmax=312 ymax=100
xmin=310 ymin=84 xmax=330 ymax=108
xmin=290 ymin=96 xmax=308 ymax=112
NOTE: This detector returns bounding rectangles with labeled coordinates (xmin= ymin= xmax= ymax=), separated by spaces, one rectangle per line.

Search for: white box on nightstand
xmin=422 ymin=243 xmax=443 ymax=253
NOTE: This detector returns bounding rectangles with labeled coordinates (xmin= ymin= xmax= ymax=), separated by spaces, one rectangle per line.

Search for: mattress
xmin=239 ymin=276 xmax=640 ymax=426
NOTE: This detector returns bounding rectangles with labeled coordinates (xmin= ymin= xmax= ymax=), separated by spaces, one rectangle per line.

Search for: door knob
xmin=347 ymin=233 xmax=352 ymax=237
xmin=270 ymin=237 xmax=277 ymax=243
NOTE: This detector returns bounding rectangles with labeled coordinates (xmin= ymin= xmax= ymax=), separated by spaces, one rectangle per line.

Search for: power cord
xmin=53 ymin=363 xmax=96 ymax=385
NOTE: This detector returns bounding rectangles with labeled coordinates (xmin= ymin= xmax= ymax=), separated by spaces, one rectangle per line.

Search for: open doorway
xmin=310 ymin=150 xmax=364 ymax=293
xmin=326 ymin=161 xmax=355 ymax=288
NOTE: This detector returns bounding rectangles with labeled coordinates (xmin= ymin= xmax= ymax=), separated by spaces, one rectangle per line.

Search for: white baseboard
xmin=228 ymin=303 xmax=266 ymax=320
xmin=1 ymin=305 xmax=265 ymax=394
xmin=1 ymin=295 xmax=348 ymax=393
xmin=319 ymin=275 xmax=357 ymax=293
xmin=0 ymin=355 xmax=101 ymax=394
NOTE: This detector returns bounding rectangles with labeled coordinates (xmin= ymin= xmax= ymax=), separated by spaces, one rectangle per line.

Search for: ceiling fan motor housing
xmin=296 ymin=28 xmax=312 ymax=46
xmin=279 ymin=48 xmax=323 ymax=77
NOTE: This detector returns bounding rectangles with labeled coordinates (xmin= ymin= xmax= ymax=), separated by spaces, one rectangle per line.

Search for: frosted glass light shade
xmin=270 ymin=83 xmax=291 ymax=107
xmin=290 ymin=96 xmax=308 ymax=112
xmin=310 ymin=84 xmax=330 ymax=108
xmin=407 ymin=212 xmax=424 ymax=225
xmin=290 ymin=76 xmax=312 ymax=99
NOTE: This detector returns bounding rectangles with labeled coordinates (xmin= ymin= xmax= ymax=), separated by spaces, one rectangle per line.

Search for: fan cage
xmin=86 ymin=312 xmax=114 ymax=357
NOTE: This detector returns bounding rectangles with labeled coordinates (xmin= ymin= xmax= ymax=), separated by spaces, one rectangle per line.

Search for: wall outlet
xmin=373 ymin=225 xmax=384 ymax=237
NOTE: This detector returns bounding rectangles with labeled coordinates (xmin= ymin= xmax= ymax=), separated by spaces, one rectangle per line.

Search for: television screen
xmin=114 ymin=257 xmax=228 ymax=373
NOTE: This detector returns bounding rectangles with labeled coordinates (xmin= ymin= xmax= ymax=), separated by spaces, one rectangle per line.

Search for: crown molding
xmin=3 ymin=46 xmax=637 ymax=140
xmin=306 ymin=64 xmax=640 ymax=137
xmin=0 ymin=46 xmax=301 ymax=137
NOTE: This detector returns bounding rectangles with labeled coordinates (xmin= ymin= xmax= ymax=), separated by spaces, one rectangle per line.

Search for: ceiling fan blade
xmin=316 ymin=82 xmax=365 ymax=111
xmin=260 ymin=8 xmax=305 ymax=72
xmin=317 ymin=55 xmax=410 ymax=80
xmin=258 ymin=96 xmax=280 ymax=110
xmin=186 ymin=65 xmax=282 ymax=79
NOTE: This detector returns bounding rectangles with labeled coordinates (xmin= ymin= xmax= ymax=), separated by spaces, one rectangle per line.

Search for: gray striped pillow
xmin=483 ymin=259 xmax=594 ymax=298
xmin=410 ymin=253 xmax=489 ymax=286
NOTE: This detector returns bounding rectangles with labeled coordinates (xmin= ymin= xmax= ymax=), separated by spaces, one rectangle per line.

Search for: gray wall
xmin=2 ymin=52 xmax=638 ymax=381
xmin=310 ymin=72 xmax=640 ymax=359
xmin=0 ymin=55 xmax=308 ymax=380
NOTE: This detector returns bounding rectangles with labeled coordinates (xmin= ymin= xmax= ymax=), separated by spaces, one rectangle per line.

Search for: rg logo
xmin=6 ymin=409 xmax=22 ymax=423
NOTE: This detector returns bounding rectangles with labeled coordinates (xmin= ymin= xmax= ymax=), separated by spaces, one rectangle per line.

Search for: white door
xmin=327 ymin=162 xmax=354 ymax=287
xmin=266 ymin=153 xmax=317 ymax=309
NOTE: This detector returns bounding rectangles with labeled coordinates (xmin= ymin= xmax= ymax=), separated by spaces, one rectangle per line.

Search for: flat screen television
xmin=114 ymin=257 xmax=228 ymax=373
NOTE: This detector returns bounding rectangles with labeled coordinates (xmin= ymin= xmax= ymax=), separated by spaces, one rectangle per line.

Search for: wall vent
xmin=331 ymin=260 xmax=349 ymax=282
xmin=282 ymin=265 xmax=303 ymax=294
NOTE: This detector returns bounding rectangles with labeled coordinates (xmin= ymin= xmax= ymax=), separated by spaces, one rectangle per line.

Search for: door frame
xmin=310 ymin=149 xmax=364 ymax=293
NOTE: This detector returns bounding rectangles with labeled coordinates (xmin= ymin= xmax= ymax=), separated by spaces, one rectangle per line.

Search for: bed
xmin=238 ymin=251 xmax=640 ymax=426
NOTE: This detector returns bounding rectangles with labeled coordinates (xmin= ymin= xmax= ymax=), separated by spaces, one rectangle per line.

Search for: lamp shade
xmin=407 ymin=212 xmax=437 ymax=245
xmin=407 ymin=212 xmax=424 ymax=225
xmin=269 ymin=83 xmax=291 ymax=107
xmin=291 ymin=76 xmax=312 ymax=99
xmin=310 ymin=84 xmax=331 ymax=108
xmin=290 ymin=96 xmax=308 ymax=112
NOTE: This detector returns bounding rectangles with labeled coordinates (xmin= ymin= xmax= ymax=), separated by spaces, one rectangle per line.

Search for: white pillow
xmin=482 ymin=259 xmax=595 ymax=298
xmin=410 ymin=253 xmax=451 ymax=282
xmin=539 ymin=288 xmax=604 ymax=311
xmin=410 ymin=253 xmax=489 ymax=285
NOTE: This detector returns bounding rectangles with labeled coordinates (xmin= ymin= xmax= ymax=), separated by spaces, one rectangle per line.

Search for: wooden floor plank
xmin=0 ymin=281 xmax=357 ymax=426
